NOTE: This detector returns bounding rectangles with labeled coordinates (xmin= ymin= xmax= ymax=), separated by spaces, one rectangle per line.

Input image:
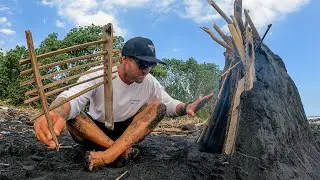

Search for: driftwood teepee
xmin=198 ymin=1 xmax=320 ymax=179
xmin=198 ymin=0 xmax=261 ymax=155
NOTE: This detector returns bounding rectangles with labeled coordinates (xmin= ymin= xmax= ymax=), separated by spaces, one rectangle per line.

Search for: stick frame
xmin=21 ymin=23 xmax=119 ymax=149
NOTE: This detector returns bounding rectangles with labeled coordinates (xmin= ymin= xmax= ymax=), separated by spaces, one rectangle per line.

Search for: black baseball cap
xmin=122 ymin=37 xmax=166 ymax=65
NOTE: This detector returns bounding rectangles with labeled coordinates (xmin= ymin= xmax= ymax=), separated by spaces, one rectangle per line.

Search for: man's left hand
xmin=185 ymin=93 xmax=214 ymax=116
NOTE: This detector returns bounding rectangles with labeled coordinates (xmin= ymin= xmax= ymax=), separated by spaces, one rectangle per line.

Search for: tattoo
xmin=49 ymin=97 xmax=71 ymax=119
xmin=177 ymin=103 xmax=189 ymax=116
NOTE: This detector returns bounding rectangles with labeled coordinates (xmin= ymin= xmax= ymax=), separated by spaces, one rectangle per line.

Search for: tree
xmin=154 ymin=58 xmax=221 ymax=119
xmin=0 ymin=46 xmax=28 ymax=104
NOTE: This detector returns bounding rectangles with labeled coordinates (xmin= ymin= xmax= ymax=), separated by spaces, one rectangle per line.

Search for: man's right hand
xmin=34 ymin=111 xmax=66 ymax=149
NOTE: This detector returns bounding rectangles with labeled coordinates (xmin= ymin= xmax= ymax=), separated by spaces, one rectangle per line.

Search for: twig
xmin=207 ymin=0 xmax=233 ymax=24
xmin=0 ymin=163 xmax=10 ymax=166
xmin=220 ymin=61 xmax=242 ymax=77
xmin=213 ymin=23 xmax=232 ymax=47
xmin=59 ymin=145 xmax=74 ymax=149
xmin=256 ymin=24 xmax=272 ymax=49
xmin=200 ymin=27 xmax=232 ymax=50
xmin=244 ymin=9 xmax=261 ymax=41
xmin=115 ymin=171 xmax=129 ymax=180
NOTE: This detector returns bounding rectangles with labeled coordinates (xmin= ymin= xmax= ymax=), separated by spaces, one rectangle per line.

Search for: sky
xmin=0 ymin=0 xmax=319 ymax=116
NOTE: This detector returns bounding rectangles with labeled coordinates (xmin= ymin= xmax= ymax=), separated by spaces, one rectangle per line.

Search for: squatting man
xmin=34 ymin=37 xmax=214 ymax=170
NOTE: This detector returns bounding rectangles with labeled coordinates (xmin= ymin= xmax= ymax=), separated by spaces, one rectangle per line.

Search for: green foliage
xmin=0 ymin=46 xmax=28 ymax=104
xmin=0 ymin=24 xmax=124 ymax=105
xmin=152 ymin=58 xmax=221 ymax=119
xmin=0 ymin=24 xmax=221 ymax=120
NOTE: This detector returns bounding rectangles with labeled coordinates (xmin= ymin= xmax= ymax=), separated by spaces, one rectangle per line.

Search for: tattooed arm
xmin=49 ymin=97 xmax=71 ymax=120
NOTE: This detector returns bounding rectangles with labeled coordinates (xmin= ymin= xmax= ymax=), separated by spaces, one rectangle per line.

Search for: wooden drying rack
xmin=20 ymin=23 xmax=120 ymax=151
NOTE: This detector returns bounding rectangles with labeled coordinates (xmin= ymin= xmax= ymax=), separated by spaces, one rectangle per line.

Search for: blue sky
xmin=0 ymin=0 xmax=319 ymax=116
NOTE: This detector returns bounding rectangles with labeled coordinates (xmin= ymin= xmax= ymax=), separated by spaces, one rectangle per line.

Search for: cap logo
xmin=148 ymin=44 xmax=155 ymax=53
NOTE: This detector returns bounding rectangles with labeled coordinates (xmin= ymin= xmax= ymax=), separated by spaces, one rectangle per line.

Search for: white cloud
xmin=0 ymin=17 xmax=7 ymax=24
xmin=40 ymin=0 xmax=310 ymax=38
xmin=56 ymin=20 xmax=65 ymax=28
xmin=153 ymin=0 xmax=177 ymax=13
xmin=243 ymin=0 xmax=310 ymax=28
xmin=40 ymin=0 xmax=55 ymax=7
xmin=180 ymin=0 xmax=229 ymax=23
xmin=104 ymin=0 xmax=151 ymax=8
xmin=0 ymin=28 xmax=16 ymax=35
xmin=0 ymin=6 xmax=10 ymax=12
xmin=41 ymin=0 xmax=127 ymax=37
xmin=179 ymin=0 xmax=310 ymax=29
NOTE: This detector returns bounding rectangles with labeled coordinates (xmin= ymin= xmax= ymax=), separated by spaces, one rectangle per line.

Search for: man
xmin=33 ymin=37 xmax=214 ymax=170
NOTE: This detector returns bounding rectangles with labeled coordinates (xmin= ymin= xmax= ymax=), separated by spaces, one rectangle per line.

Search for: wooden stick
xmin=25 ymin=30 xmax=60 ymax=151
xmin=102 ymin=23 xmax=114 ymax=130
xmin=213 ymin=23 xmax=232 ymax=46
xmin=256 ymin=24 xmax=272 ymax=49
xmin=228 ymin=24 xmax=245 ymax=62
xmin=220 ymin=61 xmax=242 ymax=77
xmin=200 ymin=27 xmax=232 ymax=50
xmin=24 ymin=61 xmax=104 ymax=91
xmin=231 ymin=15 xmax=243 ymax=42
xmin=234 ymin=0 xmax=244 ymax=32
xmin=30 ymin=81 xmax=105 ymax=121
xmin=198 ymin=60 xmax=234 ymax=143
xmin=207 ymin=0 xmax=233 ymax=24
xmin=41 ymin=60 xmax=104 ymax=81
xmin=24 ymin=66 xmax=104 ymax=101
xmin=20 ymin=52 xmax=106 ymax=77
xmin=244 ymin=9 xmax=261 ymax=41
xmin=115 ymin=171 xmax=129 ymax=180
xmin=20 ymin=39 xmax=107 ymax=65
xmin=223 ymin=78 xmax=244 ymax=155
xmin=25 ymin=66 xmax=118 ymax=104
xmin=244 ymin=26 xmax=255 ymax=91
xmin=0 ymin=163 xmax=9 ymax=166
xmin=25 ymin=74 xmax=105 ymax=104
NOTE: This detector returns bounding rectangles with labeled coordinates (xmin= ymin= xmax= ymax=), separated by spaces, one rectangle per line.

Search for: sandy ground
xmin=1 ymin=107 xmax=320 ymax=180
xmin=0 ymin=107 xmax=228 ymax=180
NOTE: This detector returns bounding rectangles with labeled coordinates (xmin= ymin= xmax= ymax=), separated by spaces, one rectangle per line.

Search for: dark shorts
xmin=68 ymin=113 xmax=134 ymax=151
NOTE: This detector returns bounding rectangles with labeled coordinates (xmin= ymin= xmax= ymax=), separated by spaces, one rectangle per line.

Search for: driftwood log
xmin=198 ymin=0 xmax=320 ymax=179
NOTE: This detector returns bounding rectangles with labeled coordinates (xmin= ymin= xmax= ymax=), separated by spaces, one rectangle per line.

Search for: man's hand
xmin=185 ymin=93 xmax=214 ymax=116
xmin=33 ymin=111 xmax=66 ymax=149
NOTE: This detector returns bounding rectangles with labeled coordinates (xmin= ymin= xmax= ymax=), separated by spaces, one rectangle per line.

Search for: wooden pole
xmin=228 ymin=24 xmax=245 ymax=62
xmin=25 ymin=30 xmax=60 ymax=151
xmin=213 ymin=23 xmax=232 ymax=46
xmin=244 ymin=9 xmax=261 ymax=41
xmin=102 ymin=23 xmax=114 ymax=130
xmin=234 ymin=0 xmax=244 ymax=32
xmin=20 ymin=52 xmax=107 ymax=77
xmin=198 ymin=59 xmax=234 ymax=143
xmin=231 ymin=15 xmax=243 ymax=43
xmin=223 ymin=78 xmax=244 ymax=155
xmin=207 ymin=0 xmax=233 ymax=24
xmin=200 ymin=27 xmax=232 ymax=51
xmin=30 ymin=81 xmax=106 ymax=121
xmin=25 ymin=74 xmax=106 ymax=103
xmin=20 ymin=39 xmax=106 ymax=65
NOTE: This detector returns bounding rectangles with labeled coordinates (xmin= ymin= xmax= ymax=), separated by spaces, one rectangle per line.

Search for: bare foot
xmin=86 ymin=151 xmax=112 ymax=171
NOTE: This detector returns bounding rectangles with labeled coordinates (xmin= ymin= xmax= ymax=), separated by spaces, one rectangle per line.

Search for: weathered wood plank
xmin=102 ymin=23 xmax=114 ymax=130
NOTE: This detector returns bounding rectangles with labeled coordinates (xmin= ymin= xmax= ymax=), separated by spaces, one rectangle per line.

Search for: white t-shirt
xmin=58 ymin=67 xmax=181 ymax=123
